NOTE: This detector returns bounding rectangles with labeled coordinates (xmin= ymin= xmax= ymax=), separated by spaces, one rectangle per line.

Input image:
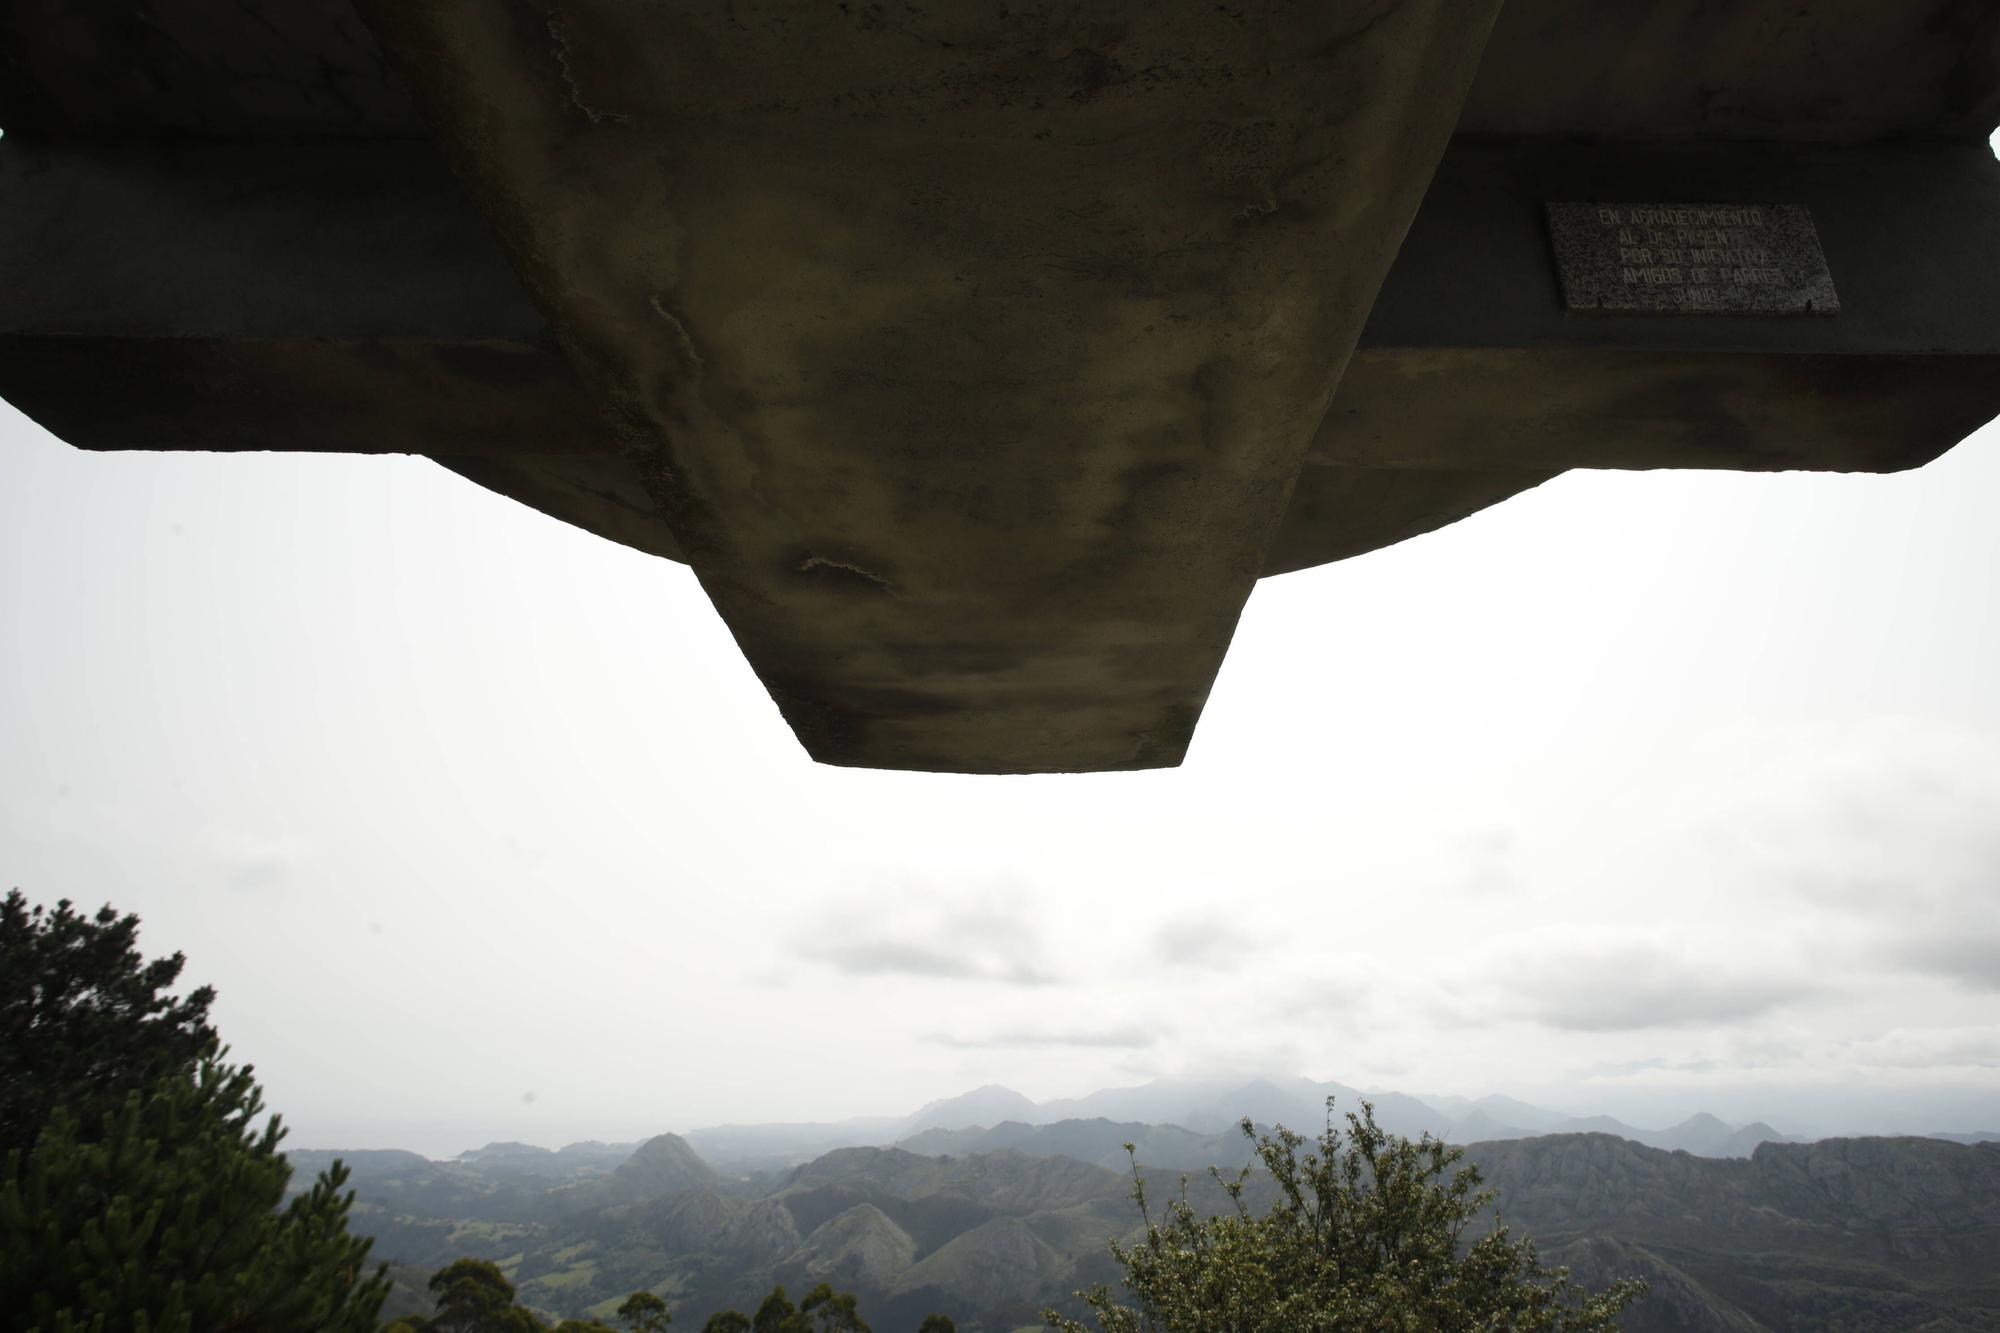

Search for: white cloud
xmin=205 ymin=831 xmax=307 ymax=893
xmin=1151 ymin=912 xmax=1263 ymax=971
xmin=1702 ymin=724 xmax=2000 ymax=992
xmin=1481 ymin=925 xmax=1818 ymax=1032
xmin=1836 ymin=1028 xmax=2000 ymax=1072
xmin=929 ymin=1024 xmax=1158 ymax=1050
xmin=798 ymin=888 xmax=1060 ymax=986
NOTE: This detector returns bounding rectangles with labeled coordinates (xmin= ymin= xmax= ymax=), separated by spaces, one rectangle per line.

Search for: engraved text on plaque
xmin=1546 ymin=202 xmax=1840 ymax=315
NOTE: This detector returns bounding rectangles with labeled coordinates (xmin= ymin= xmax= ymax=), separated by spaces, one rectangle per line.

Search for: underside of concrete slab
xmin=2 ymin=2 xmax=1996 ymax=772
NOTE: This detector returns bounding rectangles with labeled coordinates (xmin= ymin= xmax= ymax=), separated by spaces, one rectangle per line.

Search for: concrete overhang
xmin=2 ymin=1 xmax=1996 ymax=771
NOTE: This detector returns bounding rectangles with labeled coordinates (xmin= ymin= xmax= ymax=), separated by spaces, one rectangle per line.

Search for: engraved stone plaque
xmin=1546 ymin=202 xmax=1839 ymax=315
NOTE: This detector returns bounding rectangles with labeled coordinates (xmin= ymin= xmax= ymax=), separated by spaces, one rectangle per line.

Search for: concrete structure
xmin=3 ymin=2 xmax=1996 ymax=772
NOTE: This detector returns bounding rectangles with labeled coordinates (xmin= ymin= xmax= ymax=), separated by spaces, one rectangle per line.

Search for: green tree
xmin=751 ymin=1286 xmax=806 ymax=1333
xmin=917 ymin=1316 xmax=957 ymax=1333
xmin=617 ymin=1290 xmax=672 ymax=1331
xmin=0 ymin=1057 xmax=389 ymax=1332
xmin=0 ymin=889 xmax=221 ymax=1156
xmin=424 ymin=1257 xmax=546 ymax=1332
xmin=799 ymin=1283 xmax=868 ymax=1333
xmin=701 ymin=1315 xmax=751 ymax=1333
xmin=1046 ymin=1100 xmax=1646 ymax=1333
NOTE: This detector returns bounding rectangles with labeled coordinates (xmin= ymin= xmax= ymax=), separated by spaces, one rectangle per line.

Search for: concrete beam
xmin=0 ymin=141 xmax=619 ymax=460
xmin=7 ymin=0 xmax=1988 ymax=147
xmin=1274 ymin=140 xmax=2000 ymax=574
xmin=0 ymin=0 xmax=422 ymax=139
xmin=1308 ymin=141 xmax=2000 ymax=479
xmin=1462 ymin=0 xmax=2000 ymax=143
xmin=7 ymin=135 xmax=1996 ymax=596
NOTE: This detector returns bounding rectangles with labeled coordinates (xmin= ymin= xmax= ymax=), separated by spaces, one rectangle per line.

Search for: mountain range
xmin=680 ymin=1077 xmax=1810 ymax=1172
xmin=291 ymin=1121 xmax=2000 ymax=1331
xmin=286 ymin=1077 xmax=2000 ymax=1326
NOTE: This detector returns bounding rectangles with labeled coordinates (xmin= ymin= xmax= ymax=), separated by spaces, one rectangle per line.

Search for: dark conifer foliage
xmin=0 ymin=889 xmax=220 ymax=1156
xmin=0 ymin=1058 xmax=389 ymax=1331
xmin=0 ymin=890 xmax=397 ymax=1331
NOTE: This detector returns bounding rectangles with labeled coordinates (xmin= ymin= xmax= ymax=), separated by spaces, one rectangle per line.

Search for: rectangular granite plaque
xmin=1546 ymin=202 xmax=1840 ymax=315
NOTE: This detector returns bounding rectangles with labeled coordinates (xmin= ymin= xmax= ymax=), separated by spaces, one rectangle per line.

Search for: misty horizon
xmin=285 ymin=1072 xmax=2000 ymax=1164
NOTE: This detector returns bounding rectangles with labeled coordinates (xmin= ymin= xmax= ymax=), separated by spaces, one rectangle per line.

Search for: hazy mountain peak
xmin=1470 ymin=1095 xmax=1572 ymax=1133
xmin=550 ymin=1131 xmax=722 ymax=1211
xmin=665 ymin=1075 xmax=1829 ymax=1177
xmin=1452 ymin=1109 xmax=1531 ymax=1143
xmin=460 ymin=1140 xmax=554 ymax=1160
xmin=904 ymin=1084 xmax=1043 ymax=1134
xmin=786 ymin=1201 xmax=919 ymax=1289
xmin=623 ymin=1131 xmax=714 ymax=1172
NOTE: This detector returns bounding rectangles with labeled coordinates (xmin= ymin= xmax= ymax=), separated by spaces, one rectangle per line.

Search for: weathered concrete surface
xmin=355 ymin=2 xmax=1504 ymax=772
xmin=1273 ymin=140 xmax=2000 ymax=568
xmin=1315 ymin=348 xmax=2000 ymax=477
xmin=1263 ymin=465 xmax=1560 ymax=577
xmin=2 ymin=1 xmax=1999 ymax=772
xmin=9 ymin=0 xmax=1988 ymax=147
xmin=0 ymin=141 xmax=616 ymax=460
xmin=5 ymin=131 xmax=1998 ymax=640
xmin=0 ymin=0 xmax=422 ymax=139
xmin=1194 ymin=132 xmax=2000 ymax=574
xmin=1360 ymin=143 xmax=2000 ymax=361
xmin=433 ymin=453 xmax=683 ymax=563
xmin=1463 ymin=0 xmax=2000 ymax=143
xmin=0 ymin=140 xmax=1541 ymax=578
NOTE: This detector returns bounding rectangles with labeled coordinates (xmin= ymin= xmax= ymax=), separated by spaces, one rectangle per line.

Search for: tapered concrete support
xmin=355 ymin=3 xmax=1504 ymax=772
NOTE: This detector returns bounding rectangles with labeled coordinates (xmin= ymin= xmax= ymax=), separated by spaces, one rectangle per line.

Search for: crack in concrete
xmin=547 ymin=7 xmax=631 ymax=124
xmin=648 ymin=294 xmax=705 ymax=370
xmin=797 ymin=555 xmax=894 ymax=591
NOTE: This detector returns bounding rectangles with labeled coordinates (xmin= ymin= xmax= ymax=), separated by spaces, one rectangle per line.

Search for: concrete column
xmin=356 ymin=2 xmax=1505 ymax=772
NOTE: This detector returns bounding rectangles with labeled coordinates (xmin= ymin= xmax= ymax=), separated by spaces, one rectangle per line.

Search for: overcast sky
xmin=6 ymin=380 xmax=1999 ymax=1155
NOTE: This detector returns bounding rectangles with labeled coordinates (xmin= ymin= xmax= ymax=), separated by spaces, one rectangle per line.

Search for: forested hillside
xmin=292 ymin=1125 xmax=2000 ymax=1330
xmin=1477 ymin=1134 xmax=2000 ymax=1332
